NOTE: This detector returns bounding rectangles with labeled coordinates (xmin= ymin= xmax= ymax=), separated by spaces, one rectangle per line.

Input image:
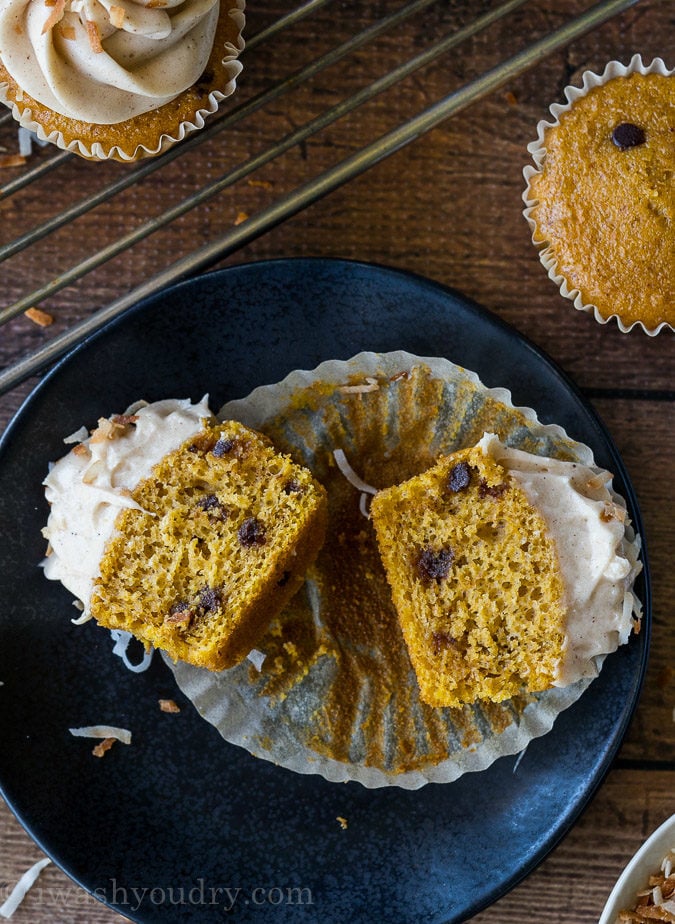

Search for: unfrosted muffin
xmin=524 ymin=57 xmax=675 ymax=333
xmin=0 ymin=0 xmax=245 ymax=161
xmin=43 ymin=400 xmax=328 ymax=670
xmin=371 ymin=433 xmax=639 ymax=708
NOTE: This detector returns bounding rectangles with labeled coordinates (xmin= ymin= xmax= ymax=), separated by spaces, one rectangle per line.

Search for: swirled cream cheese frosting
xmin=477 ymin=432 xmax=642 ymax=686
xmin=0 ymin=0 xmax=220 ymax=122
xmin=42 ymin=397 xmax=212 ymax=610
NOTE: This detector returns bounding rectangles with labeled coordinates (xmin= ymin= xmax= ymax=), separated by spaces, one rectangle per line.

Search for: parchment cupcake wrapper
xmin=522 ymin=54 xmax=675 ymax=336
xmin=165 ymin=351 xmax=642 ymax=789
xmin=0 ymin=0 xmax=245 ymax=162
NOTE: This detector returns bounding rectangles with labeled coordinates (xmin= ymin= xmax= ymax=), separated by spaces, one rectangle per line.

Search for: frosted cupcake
xmin=42 ymin=398 xmax=328 ymax=670
xmin=523 ymin=56 xmax=675 ymax=334
xmin=0 ymin=0 xmax=245 ymax=161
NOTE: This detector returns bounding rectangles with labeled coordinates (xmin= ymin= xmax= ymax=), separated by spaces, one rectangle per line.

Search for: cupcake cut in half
xmin=523 ymin=56 xmax=675 ymax=334
xmin=42 ymin=399 xmax=328 ymax=670
xmin=0 ymin=0 xmax=245 ymax=161
xmin=370 ymin=433 xmax=641 ymax=708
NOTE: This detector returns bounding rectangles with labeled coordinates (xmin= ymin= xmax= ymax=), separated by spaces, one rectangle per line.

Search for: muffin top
xmin=527 ymin=71 xmax=675 ymax=332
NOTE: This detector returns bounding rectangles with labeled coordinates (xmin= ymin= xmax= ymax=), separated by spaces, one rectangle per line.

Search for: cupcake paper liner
xmin=165 ymin=351 xmax=642 ymax=789
xmin=0 ymin=0 xmax=245 ymax=162
xmin=523 ymin=54 xmax=675 ymax=336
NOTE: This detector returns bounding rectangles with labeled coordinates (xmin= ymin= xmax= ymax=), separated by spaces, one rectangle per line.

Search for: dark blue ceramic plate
xmin=0 ymin=259 xmax=649 ymax=923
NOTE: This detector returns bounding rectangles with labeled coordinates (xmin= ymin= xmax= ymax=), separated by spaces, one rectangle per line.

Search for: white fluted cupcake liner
xmin=165 ymin=351 xmax=642 ymax=789
xmin=523 ymin=54 xmax=674 ymax=335
xmin=0 ymin=0 xmax=245 ymax=162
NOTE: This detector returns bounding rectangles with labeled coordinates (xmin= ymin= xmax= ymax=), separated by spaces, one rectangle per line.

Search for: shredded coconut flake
xmin=0 ymin=857 xmax=51 ymax=919
xmin=333 ymin=449 xmax=378 ymax=495
xmin=111 ymin=629 xmax=153 ymax=673
xmin=17 ymin=128 xmax=33 ymax=158
xmin=70 ymin=611 xmax=92 ymax=625
xmin=512 ymin=746 xmax=528 ymax=773
xmin=339 ymin=376 xmax=380 ymax=394
xmin=63 ymin=425 xmax=89 ymax=444
xmin=246 ymin=649 xmax=266 ymax=672
xmin=41 ymin=0 xmax=65 ymax=33
xmin=358 ymin=492 xmax=371 ymax=520
xmin=69 ymin=725 xmax=131 ymax=744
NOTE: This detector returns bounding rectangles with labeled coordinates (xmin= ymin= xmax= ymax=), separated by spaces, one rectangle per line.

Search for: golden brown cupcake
xmin=0 ymin=0 xmax=245 ymax=161
xmin=524 ymin=56 xmax=675 ymax=334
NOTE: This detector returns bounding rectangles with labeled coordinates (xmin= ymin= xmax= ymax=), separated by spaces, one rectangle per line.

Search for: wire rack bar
xmin=0 ymin=0 xmax=528 ymax=320
xmin=0 ymin=0 xmax=640 ymax=397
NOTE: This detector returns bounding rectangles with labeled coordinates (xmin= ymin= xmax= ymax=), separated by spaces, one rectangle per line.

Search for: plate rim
xmin=0 ymin=257 xmax=651 ymax=923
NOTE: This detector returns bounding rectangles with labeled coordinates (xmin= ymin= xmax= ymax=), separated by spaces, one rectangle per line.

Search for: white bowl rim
xmin=599 ymin=813 xmax=675 ymax=923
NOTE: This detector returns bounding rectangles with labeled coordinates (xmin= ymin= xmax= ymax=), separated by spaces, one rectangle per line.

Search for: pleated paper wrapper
xmin=165 ymin=351 xmax=641 ymax=789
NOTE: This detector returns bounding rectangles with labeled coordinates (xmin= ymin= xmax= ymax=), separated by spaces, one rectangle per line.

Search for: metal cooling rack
xmin=0 ymin=0 xmax=640 ymax=396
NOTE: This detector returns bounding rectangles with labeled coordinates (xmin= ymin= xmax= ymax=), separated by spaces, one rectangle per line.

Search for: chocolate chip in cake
xmin=283 ymin=479 xmax=303 ymax=494
xmin=447 ymin=461 xmax=472 ymax=493
xmin=416 ymin=546 xmax=454 ymax=583
xmin=195 ymin=493 xmax=228 ymax=521
xmin=198 ymin=586 xmax=222 ymax=613
xmin=212 ymin=437 xmax=235 ymax=457
xmin=611 ymin=122 xmax=646 ymax=150
xmin=238 ymin=517 xmax=267 ymax=547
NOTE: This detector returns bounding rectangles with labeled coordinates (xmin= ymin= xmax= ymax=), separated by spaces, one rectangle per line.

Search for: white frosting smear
xmin=0 ymin=0 xmax=220 ymax=122
xmin=42 ymin=397 xmax=211 ymax=610
xmin=479 ymin=432 xmax=642 ymax=687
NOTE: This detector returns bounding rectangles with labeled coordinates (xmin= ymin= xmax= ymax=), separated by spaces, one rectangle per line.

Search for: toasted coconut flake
xmin=72 ymin=442 xmax=90 ymax=457
xmin=57 ymin=21 xmax=76 ymax=38
xmin=247 ymin=178 xmax=274 ymax=189
xmin=339 ymin=376 xmax=379 ymax=394
xmin=92 ymin=737 xmax=117 ymax=757
xmin=587 ymin=471 xmax=613 ymax=491
xmin=0 ymin=153 xmax=27 ymax=168
xmin=159 ymin=698 xmax=181 ymax=714
xmin=336 ymin=816 xmax=348 ymax=830
xmin=86 ymin=19 xmax=103 ymax=52
xmin=89 ymin=417 xmax=114 ymax=443
xmin=63 ymin=425 xmax=89 ymax=444
xmin=0 ymin=857 xmax=51 ymax=919
xmin=109 ymin=4 xmax=125 ymax=26
xmin=333 ymin=449 xmax=378 ymax=495
xmin=69 ymin=725 xmax=132 ymax=744
xmin=234 ymin=210 xmax=249 ymax=226
xmin=24 ymin=307 xmax=54 ymax=327
xmin=41 ymin=0 xmax=65 ymax=33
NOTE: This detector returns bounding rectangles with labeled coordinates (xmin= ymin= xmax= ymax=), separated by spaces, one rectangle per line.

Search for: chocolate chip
xmin=277 ymin=571 xmax=292 ymax=587
xmin=416 ymin=546 xmax=454 ymax=583
xmin=611 ymin=122 xmax=646 ymax=150
xmin=238 ymin=517 xmax=267 ymax=547
xmin=212 ymin=437 xmax=235 ymax=457
xmin=198 ymin=586 xmax=222 ymax=613
xmin=283 ymin=479 xmax=303 ymax=494
xmin=195 ymin=494 xmax=228 ymax=521
xmin=447 ymin=461 xmax=472 ymax=493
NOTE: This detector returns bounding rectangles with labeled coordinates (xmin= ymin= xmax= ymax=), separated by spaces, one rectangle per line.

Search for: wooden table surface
xmin=1 ymin=1 xmax=673 ymax=921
